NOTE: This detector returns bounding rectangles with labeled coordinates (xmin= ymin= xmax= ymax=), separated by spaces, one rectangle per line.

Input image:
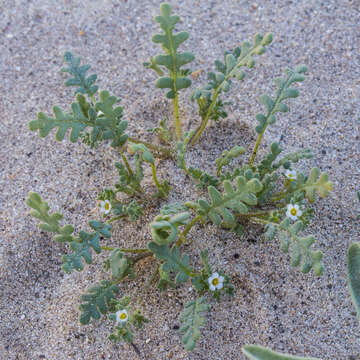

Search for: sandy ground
xmin=1 ymin=0 xmax=359 ymax=359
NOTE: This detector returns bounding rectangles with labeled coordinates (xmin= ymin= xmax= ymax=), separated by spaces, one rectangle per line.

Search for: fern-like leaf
xmin=149 ymin=3 xmax=194 ymax=99
xmin=192 ymin=33 xmax=272 ymax=123
xmin=29 ymin=101 xmax=90 ymax=142
xmin=79 ymin=280 xmax=119 ymax=325
xmin=242 ymin=345 xmax=321 ymax=360
xmin=147 ymin=242 xmax=194 ymax=284
xmin=186 ymin=176 xmax=263 ymax=227
xmin=61 ymin=51 xmax=98 ymax=98
xmin=279 ymin=218 xmax=323 ymax=276
xmin=179 ymin=297 xmax=209 ymax=351
xmin=216 ymin=145 xmax=245 ymax=176
xmin=300 ymin=167 xmax=332 ymax=203
xmin=255 ymin=65 xmax=307 ymax=135
xmin=95 ymin=90 xmax=128 ymax=148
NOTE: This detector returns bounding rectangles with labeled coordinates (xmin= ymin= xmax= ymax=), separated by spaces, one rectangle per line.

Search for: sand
xmin=1 ymin=0 xmax=359 ymax=359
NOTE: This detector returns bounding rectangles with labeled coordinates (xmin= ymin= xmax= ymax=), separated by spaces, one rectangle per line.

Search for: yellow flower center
xmin=212 ymin=278 xmax=219 ymax=286
xmin=290 ymin=208 xmax=297 ymax=216
xmin=105 ymin=202 xmax=110 ymax=210
xmin=119 ymin=312 xmax=127 ymax=320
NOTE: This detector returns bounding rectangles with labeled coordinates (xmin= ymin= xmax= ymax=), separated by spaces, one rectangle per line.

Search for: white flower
xmin=285 ymin=169 xmax=297 ymax=181
xmin=100 ymin=200 xmax=112 ymax=214
xmin=115 ymin=309 xmax=128 ymax=323
xmin=286 ymin=204 xmax=302 ymax=220
xmin=208 ymin=272 xmax=224 ymax=291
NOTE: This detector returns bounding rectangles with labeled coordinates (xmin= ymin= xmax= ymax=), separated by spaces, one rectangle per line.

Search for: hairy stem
xmin=173 ymin=93 xmax=182 ymax=141
xmin=177 ymin=215 xmax=202 ymax=246
xmin=151 ymin=163 xmax=163 ymax=193
xmin=120 ymin=150 xmax=134 ymax=176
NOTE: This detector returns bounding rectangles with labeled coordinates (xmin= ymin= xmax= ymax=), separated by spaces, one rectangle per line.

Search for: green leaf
xmin=151 ymin=212 xmax=190 ymax=245
xmin=179 ymin=297 xmax=210 ymax=351
xmin=109 ymin=249 xmax=134 ymax=281
xmin=61 ymin=51 xmax=98 ymax=97
xmin=347 ymin=242 xmax=360 ymax=319
xmin=29 ymin=102 xmax=89 ymax=142
xmin=279 ymin=219 xmax=323 ymax=276
xmin=62 ymin=229 xmax=102 ymax=274
xmin=128 ymin=142 xmax=155 ymax=165
xmin=188 ymin=176 xmax=263 ymax=227
xmin=301 ymin=167 xmax=332 ymax=202
xmin=255 ymin=66 xmax=307 ymax=134
xmin=26 ymin=191 xmax=64 ymax=234
xmin=27 ymin=192 xmax=111 ymax=274
xmin=147 ymin=242 xmax=193 ymax=284
xmin=95 ymin=90 xmax=128 ymax=148
xmin=79 ymin=280 xmax=119 ymax=325
xmin=242 ymin=345 xmax=321 ymax=360
xmin=149 ymin=3 xmax=194 ymax=99
xmin=216 ymin=145 xmax=246 ymax=176
xmin=192 ymin=33 xmax=272 ymax=121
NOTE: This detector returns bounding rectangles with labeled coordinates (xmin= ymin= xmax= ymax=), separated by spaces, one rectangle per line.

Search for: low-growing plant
xmin=26 ymin=2 xmax=333 ymax=354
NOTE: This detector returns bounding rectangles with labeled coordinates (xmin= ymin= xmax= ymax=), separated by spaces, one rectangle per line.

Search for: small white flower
xmin=286 ymin=204 xmax=302 ymax=220
xmin=208 ymin=272 xmax=224 ymax=291
xmin=285 ymin=169 xmax=297 ymax=181
xmin=100 ymin=200 xmax=112 ymax=214
xmin=116 ymin=309 xmax=128 ymax=323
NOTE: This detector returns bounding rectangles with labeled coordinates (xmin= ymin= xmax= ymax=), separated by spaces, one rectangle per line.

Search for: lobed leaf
xmin=61 ymin=51 xmax=98 ymax=98
xmin=147 ymin=242 xmax=193 ymax=284
xmin=148 ymin=3 xmax=194 ymax=99
xmin=242 ymin=345 xmax=321 ymax=360
xmin=192 ymin=33 xmax=272 ymax=121
xmin=301 ymin=167 xmax=332 ymax=202
xmin=279 ymin=218 xmax=323 ymax=276
xmin=187 ymin=176 xmax=263 ymax=227
xmin=255 ymin=66 xmax=308 ymax=135
xmin=79 ymin=280 xmax=119 ymax=325
xmin=29 ymin=102 xmax=89 ymax=142
xmin=216 ymin=145 xmax=245 ymax=176
xmin=179 ymin=297 xmax=210 ymax=351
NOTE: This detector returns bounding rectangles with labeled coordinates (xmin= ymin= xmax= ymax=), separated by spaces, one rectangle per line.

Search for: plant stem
xmin=177 ymin=215 xmax=202 ymax=246
xmin=128 ymin=137 xmax=173 ymax=158
xmin=120 ymin=150 xmax=134 ymax=176
xmin=101 ymin=246 xmax=149 ymax=253
xmin=190 ymin=91 xmax=219 ymax=145
xmin=238 ymin=209 xmax=276 ymax=217
xmin=270 ymin=191 xmax=289 ymax=202
xmin=151 ymin=164 xmax=163 ymax=193
xmin=173 ymin=93 xmax=182 ymax=141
